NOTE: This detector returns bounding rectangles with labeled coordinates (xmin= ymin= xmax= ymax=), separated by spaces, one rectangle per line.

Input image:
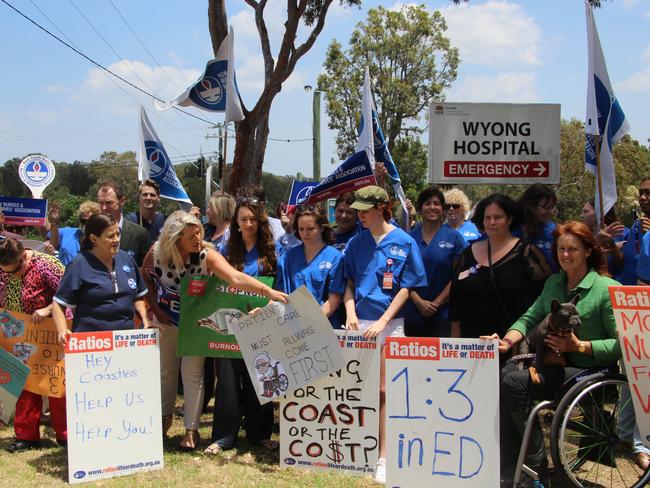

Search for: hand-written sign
xmin=280 ymin=331 xmax=380 ymax=474
xmin=385 ymin=337 xmax=499 ymax=488
xmin=0 ymin=348 xmax=30 ymax=424
xmin=178 ymin=275 xmax=274 ymax=358
xmin=0 ymin=309 xmax=66 ymax=397
xmin=65 ymin=329 xmax=163 ymax=484
xmin=609 ymin=285 xmax=650 ymax=448
xmin=233 ymin=286 xmax=345 ymax=405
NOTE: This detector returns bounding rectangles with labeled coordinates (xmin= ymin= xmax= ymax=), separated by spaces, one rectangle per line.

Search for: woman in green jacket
xmin=483 ymin=221 xmax=621 ymax=486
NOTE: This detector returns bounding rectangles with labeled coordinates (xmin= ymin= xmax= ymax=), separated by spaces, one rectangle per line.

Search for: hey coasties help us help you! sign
xmin=65 ymin=329 xmax=163 ymax=484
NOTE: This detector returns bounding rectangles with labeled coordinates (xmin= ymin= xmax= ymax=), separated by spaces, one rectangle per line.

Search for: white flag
xmin=585 ymin=2 xmax=630 ymax=222
xmin=138 ymin=106 xmax=192 ymax=204
xmin=155 ymin=26 xmax=244 ymax=123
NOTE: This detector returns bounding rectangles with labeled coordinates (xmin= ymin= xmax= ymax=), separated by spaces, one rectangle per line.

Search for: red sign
xmin=385 ymin=337 xmax=440 ymax=360
xmin=443 ymin=160 xmax=549 ymax=178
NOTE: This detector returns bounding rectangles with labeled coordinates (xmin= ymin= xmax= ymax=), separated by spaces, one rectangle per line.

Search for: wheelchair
xmin=513 ymin=368 xmax=650 ymax=488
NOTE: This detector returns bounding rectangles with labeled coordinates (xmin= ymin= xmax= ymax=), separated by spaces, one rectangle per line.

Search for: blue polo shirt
xmin=514 ymin=221 xmax=556 ymax=271
xmin=344 ymin=228 xmax=426 ymax=321
xmin=126 ymin=211 xmax=166 ymax=243
xmin=54 ymin=250 xmax=147 ymax=332
xmin=405 ymin=225 xmax=466 ymax=326
xmin=55 ymin=227 xmax=83 ymax=266
xmin=277 ymin=244 xmax=345 ymax=327
xmin=615 ymin=220 xmax=643 ymax=285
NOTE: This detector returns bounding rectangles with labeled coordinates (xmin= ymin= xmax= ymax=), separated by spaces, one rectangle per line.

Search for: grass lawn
xmin=0 ymin=403 xmax=376 ymax=487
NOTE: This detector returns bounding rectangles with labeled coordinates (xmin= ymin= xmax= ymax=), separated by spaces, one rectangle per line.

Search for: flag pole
xmin=221 ymin=121 xmax=229 ymax=193
xmin=595 ymin=134 xmax=605 ymax=227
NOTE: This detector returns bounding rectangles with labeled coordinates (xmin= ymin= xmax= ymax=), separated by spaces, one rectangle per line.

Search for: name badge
xmin=383 ymin=272 xmax=393 ymax=289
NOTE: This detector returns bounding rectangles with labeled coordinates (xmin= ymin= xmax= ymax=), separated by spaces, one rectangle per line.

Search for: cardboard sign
xmin=65 ymin=329 xmax=163 ymax=484
xmin=0 ymin=196 xmax=48 ymax=227
xmin=609 ymin=285 xmax=650 ymax=448
xmin=178 ymin=275 xmax=274 ymax=358
xmin=280 ymin=331 xmax=380 ymax=474
xmin=0 ymin=309 xmax=66 ymax=397
xmin=232 ymin=286 xmax=345 ymax=404
xmin=385 ymin=337 xmax=499 ymax=487
xmin=429 ymin=102 xmax=560 ymax=184
xmin=0 ymin=348 xmax=30 ymax=423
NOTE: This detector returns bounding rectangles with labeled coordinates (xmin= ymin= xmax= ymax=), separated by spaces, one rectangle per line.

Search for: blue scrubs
xmin=344 ymin=228 xmax=426 ymax=321
xmin=54 ymin=227 xmax=82 ymax=266
xmin=447 ymin=221 xmax=481 ymax=244
xmin=619 ymin=220 xmax=644 ymax=284
xmin=513 ymin=221 xmax=556 ymax=270
xmin=276 ymin=244 xmax=345 ymax=327
xmin=333 ymin=221 xmax=363 ymax=252
xmin=219 ymin=244 xmax=280 ymax=277
xmin=404 ymin=225 xmax=466 ymax=334
xmin=54 ymin=249 xmax=147 ymax=332
xmin=637 ymin=228 xmax=650 ymax=283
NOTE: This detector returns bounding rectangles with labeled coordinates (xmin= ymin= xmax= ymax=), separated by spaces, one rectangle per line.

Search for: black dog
xmin=515 ymin=295 xmax=581 ymax=375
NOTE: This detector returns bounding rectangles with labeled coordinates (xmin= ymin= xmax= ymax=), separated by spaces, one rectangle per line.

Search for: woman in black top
xmin=450 ymin=194 xmax=551 ymax=339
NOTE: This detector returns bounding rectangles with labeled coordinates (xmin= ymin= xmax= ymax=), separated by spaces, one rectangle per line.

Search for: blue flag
xmin=288 ymin=180 xmax=318 ymax=206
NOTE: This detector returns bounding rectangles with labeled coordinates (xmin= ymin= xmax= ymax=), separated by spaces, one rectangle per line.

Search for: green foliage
xmin=318 ymin=4 xmax=459 ymax=157
xmin=391 ymin=136 xmax=429 ymax=201
xmin=261 ymin=172 xmax=293 ymax=216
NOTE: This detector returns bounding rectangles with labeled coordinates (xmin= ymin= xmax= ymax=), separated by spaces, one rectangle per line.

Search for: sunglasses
xmin=236 ymin=197 xmax=260 ymax=205
xmin=255 ymin=362 xmax=270 ymax=369
xmin=446 ymin=204 xmax=462 ymax=210
xmin=296 ymin=204 xmax=319 ymax=213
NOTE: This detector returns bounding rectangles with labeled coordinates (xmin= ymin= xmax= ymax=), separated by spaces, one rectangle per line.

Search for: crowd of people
xmin=1 ymin=176 xmax=650 ymax=487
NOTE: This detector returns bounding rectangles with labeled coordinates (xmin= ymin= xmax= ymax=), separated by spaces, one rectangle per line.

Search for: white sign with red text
xmin=429 ymin=102 xmax=560 ymax=184
xmin=609 ymin=285 xmax=650 ymax=448
xmin=280 ymin=331 xmax=380 ymax=475
xmin=385 ymin=337 xmax=499 ymax=488
xmin=65 ymin=329 xmax=163 ymax=484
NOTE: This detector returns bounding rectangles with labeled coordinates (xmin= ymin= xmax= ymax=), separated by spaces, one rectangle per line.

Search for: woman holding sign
xmin=482 ymin=221 xmax=621 ymax=486
xmin=276 ymin=204 xmax=345 ymax=327
xmin=342 ymin=186 xmax=426 ymax=483
xmin=0 ymin=238 xmax=68 ymax=452
xmin=142 ymin=210 xmax=286 ymax=451
xmin=205 ymin=198 xmax=284 ymax=455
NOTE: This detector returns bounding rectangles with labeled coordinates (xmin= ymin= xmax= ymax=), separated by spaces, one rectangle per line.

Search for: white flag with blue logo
xmin=585 ymin=2 xmax=630 ymax=222
xmin=138 ymin=106 xmax=192 ymax=204
xmin=355 ymin=67 xmax=409 ymax=226
xmin=155 ymin=27 xmax=244 ymax=123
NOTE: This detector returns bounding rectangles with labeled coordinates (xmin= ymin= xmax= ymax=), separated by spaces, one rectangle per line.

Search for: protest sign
xmin=304 ymin=150 xmax=376 ymax=204
xmin=385 ymin=337 xmax=499 ymax=488
xmin=65 ymin=329 xmax=163 ymax=484
xmin=280 ymin=331 xmax=380 ymax=474
xmin=0 ymin=347 xmax=30 ymax=423
xmin=233 ymin=286 xmax=345 ymax=405
xmin=0 ymin=309 xmax=65 ymax=397
xmin=178 ymin=275 xmax=274 ymax=358
xmin=429 ymin=102 xmax=560 ymax=185
xmin=0 ymin=196 xmax=48 ymax=227
xmin=609 ymin=285 xmax=650 ymax=448
xmin=19 ymin=154 xmax=56 ymax=199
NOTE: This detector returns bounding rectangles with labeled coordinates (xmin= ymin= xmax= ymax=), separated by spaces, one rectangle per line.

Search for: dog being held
xmin=515 ymin=295 xmax=581 ymax=377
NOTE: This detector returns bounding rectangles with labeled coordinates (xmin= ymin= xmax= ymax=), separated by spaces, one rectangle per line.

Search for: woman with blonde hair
xmin=443 ymin=188 xmax=481 ymax=244
xmin=142 ymin=210 xmax=287 ymax=450
xmin=205 ymin=192 xmax=236 ymax=248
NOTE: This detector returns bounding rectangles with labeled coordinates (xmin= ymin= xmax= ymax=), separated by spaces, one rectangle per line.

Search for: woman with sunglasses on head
xmin=276 ymin=204 xmax=345 ymax=327
xmin=515 ymin=184 xmax=558 ymax=270
xmin=205 ymin=198 xmax=286 ymax=455
xmin=443 ymin=188 xmax=481 ymax=244
xmin=404 ymin=187 xmax=467 ymax=338
xmin=0 ymin=238 xmax=68 ymax=452
xmin=343 ymin=185 xmax=426 ymax=483
xmin=142 ymin=210 xmax=287 ymax=451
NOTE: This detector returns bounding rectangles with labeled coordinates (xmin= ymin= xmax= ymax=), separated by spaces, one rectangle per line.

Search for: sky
xmin=0 ymin=0 xmax=649 ymax=180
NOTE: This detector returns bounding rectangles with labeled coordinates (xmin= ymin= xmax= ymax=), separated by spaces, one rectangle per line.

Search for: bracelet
xmin=502 ymin=337 xmax=514 ymax=350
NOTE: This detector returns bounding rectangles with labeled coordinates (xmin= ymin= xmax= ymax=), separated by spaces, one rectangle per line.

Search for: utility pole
xmin=304 ymin=85 xmax=321 ymax=181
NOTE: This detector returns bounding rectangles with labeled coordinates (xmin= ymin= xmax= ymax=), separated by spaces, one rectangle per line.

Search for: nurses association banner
xmin=385 ymin=337 xmax=500 ymax=488
xmin=609 ymin=285 xmax=650 ymax=448
xmin=232 ymin=286 xmax=345 ymax=405
xmin=0 ymin=347 xmax=30 ymax=423
xmin=65 ymin=329 xmax=163 ymax=484
xmin=0 ymin=196 xmax=48 ymax=226
xmin=0 ymin=309 xmax=65 ymax=398
xmin=280 ymin=331 xmax=380 ymax=474
xmin=178 ymin=275 xmax=274 ymax=358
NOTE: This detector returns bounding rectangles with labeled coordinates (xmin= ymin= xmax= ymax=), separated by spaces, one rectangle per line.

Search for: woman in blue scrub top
xmin=142 ymin=210 xmax=287 ymax=450
xmin=52 ymin=213 xmax=150 ymax=341
xmin=206 ymin=197 xmax=283 ymax=455
xmin=516 ymin=184 xmax=557 ymax=269
xmin=443 ymin=188 xmax=481 ymax=244
xmin=405 ymin=187 xmax=466 ymax=338
xmin=343 ymin=185 xmax=426 ymax=484
xmin=276 ymin=205 xmax=345 ymax=326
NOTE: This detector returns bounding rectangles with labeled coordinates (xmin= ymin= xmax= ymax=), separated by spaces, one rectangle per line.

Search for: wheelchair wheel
xmin=550 ymin=376 xmax=650 ymax=488
xmin=277 ymin=374 xmax=289 ymax=392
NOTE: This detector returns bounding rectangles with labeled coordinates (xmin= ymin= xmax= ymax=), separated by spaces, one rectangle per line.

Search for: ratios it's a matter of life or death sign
xmin=609 ymin=285 xmax=650 ymax=449
xmin=385 ymin=337 xmax=499 ymax=488
xmin=65 ymin=329 xmax=163 ymax=484
xmin=428 ymin=102 xmax=560 ymax=185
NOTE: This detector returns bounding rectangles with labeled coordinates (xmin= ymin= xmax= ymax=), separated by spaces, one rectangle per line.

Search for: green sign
xmin=178 ymin=275 xmax=274 ymax=358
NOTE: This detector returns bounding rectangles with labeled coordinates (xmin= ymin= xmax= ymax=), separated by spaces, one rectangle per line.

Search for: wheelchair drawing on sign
xmin=512 ymin=367 xmax=650 ymax=488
